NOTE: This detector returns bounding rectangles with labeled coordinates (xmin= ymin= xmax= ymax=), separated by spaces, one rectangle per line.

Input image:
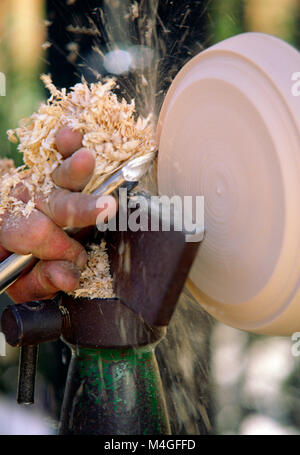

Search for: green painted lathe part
xmin=59 ymin=345 xmax=171 ymax=435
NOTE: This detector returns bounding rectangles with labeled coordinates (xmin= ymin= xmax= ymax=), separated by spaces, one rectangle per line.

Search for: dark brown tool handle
xmin=17 ymin=345 xmax=38 ymax=405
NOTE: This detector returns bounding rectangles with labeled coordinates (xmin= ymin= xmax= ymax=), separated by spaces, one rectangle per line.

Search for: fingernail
xmin=46 ymin=262 xmax=81 ymax=293
xmin=76 ymin=250 xmax=88 ymax=269
xmin=68 ymin=263 xmax=81 ymax=280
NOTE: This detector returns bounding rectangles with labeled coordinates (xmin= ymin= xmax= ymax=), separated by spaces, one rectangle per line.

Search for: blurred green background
xmin=0 ymin=0 xmax=300 ymax=435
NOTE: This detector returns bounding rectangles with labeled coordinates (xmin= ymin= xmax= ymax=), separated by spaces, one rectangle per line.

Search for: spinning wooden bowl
xmin=157 ymin=32 xmax=300 ymax=336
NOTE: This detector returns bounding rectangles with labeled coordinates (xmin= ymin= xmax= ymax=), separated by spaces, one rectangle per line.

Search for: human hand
xmin=0 ymin=128 xmax=117 ymax=302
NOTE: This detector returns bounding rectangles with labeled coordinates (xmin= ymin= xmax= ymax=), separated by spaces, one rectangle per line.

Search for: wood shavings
xmin=4 ymin=74 xmax=155 ymax=219
xmin=69 ymin=240 xmax=115 ymax=299
xmin=131 ymin=2 xmax=139 ymax=19
xmin=66 ymin=42 xmax=79 ymax=53
xmin=67 ymin=52 xmax=78 ymax=64
xmin=42 ymin=41 xmax=52 ymax=50
xmin=0 ymin=158 xmax=15 ymax=178
xmin=92 ymin=45 xmax=105 ymax=58
xmin=66 ymin=42 xmax=79 ymax=64
xmin=141 ymin=75 xmax=149 ymax=87
xmin=21 ymin=199 xmax=36 ymax=218
xmin=0 ymin=164 xmax=33 ymax=219
xmin=66 ymin=24 xmax=101 ymax=37
xmin=7 ymin=130 xmax=18 ymax=144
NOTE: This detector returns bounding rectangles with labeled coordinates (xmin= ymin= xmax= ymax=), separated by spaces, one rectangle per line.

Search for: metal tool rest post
xmin=1 ymin=196 xmax=200 ymax=434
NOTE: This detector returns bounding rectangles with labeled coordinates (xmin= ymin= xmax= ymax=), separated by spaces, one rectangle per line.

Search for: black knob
xmin=1 ymin=300 xmax=64 ymax=347
xmin=1 ymin=299 xmax=69 ymax=406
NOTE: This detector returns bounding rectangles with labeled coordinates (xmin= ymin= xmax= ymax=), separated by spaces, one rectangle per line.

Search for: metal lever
xmin=1 ymin=300 xmax=68 ymax=405
xmin=17 ymin=345 xmax=38 ymax=405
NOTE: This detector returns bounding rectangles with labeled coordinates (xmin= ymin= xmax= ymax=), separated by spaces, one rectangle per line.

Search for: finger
xmin=52 ymin=148 xmax=95 ymax=191
xmin=36 ymin=190 xmax=117 ymax=228
xmin=6 ymin=260 xmax=81 ymax=303
xmin=0 ymin=245 xmax=10 ymax=262
xmin=56 ymin=127 xmax=83 ymax=158
xmin=9 ymin=181 xmax=117 ymax=229
xmin=0 ymin=209 xmax=87 ymax=266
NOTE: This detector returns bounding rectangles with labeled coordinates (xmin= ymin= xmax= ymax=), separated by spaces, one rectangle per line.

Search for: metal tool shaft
xmin=0 ymin=254 xmax=37 ymax=294
xmin=0 ymin=151 xmax=157 ymax=294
